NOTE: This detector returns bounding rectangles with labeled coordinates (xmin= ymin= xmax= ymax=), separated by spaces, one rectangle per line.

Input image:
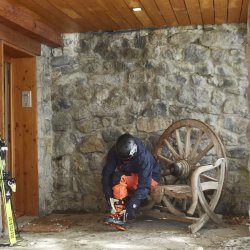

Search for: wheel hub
xmin=170 ymin=160 xmax=192 ymax=179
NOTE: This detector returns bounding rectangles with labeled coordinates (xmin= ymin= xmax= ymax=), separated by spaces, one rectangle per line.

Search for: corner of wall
xmin=36 ymin=44 xmax=54 ymax=215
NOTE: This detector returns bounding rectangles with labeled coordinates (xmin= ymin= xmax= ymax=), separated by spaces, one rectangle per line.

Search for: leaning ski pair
xmin=0 ymin=139 xmax=16 ymax=246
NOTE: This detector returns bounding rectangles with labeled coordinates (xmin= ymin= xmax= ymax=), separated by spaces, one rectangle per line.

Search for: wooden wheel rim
xmin=155 ymin=119 xmax=228 ymax=215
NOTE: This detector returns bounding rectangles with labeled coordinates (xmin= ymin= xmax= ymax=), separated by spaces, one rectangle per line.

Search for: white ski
xmin=0 ymin=139 xmax=16 ymax=246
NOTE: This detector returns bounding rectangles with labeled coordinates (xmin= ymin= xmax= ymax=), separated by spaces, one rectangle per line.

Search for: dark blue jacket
xmin=102 ymin=138 xmax=161 ymax=202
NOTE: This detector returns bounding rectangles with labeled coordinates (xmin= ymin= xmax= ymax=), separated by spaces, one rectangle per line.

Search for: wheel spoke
xmin=162 ymin=196 xmax=185 ymax=216
xmin=172 ymin=198 xmax=177 ymax=207
xmin=200 ymin=174 xmax=218 ymax=182
xmin=196 ymin=203 xmax=204 ymax=217
xmin=164 ymin=139 xmax=181 ymax=160
xmin=162 ymin=176 xmax=168 ymax=185
xmin=157 ymin=154 xmax=174 ymax=165
xmin=182 ymin=199 xmax=187 ymax=211
xmin=197 ymin=180 xmax=223 ymax=224
xmin=175 ymin=129 xmax=184 ymax=158
xmin=188 ymin=130 xmax=204 ymax=161
xmin=172 ymin=176 xmax=179 ymax=184
xmin=191 ymin=141 xmax=214 ymax=165
xmin=185 ymin=127 xmax=192 ymax=159
xmin=200 ymin=181 xmax=219 ymax=191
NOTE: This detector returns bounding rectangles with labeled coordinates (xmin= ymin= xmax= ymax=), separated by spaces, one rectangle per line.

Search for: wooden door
xmin=0 ymin=41 xmax=38 ymax=218
xmin=11 ymin=56 xmax=38 ymax=216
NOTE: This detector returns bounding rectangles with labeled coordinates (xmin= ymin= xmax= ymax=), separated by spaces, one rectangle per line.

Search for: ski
xmin=0 ymin=139 xmax=16 ymax=246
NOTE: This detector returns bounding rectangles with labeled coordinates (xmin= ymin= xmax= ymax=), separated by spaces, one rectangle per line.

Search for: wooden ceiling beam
xmin=15 ymin=0 xmax=84 ymax=33
xmin=0 ymin=0 xmax=61 ymax=47
xmin=0 ymin=23 xmax=41 ymax=55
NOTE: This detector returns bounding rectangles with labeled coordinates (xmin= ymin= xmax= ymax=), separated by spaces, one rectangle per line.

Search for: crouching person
xmin=102 ymin=133 xmax=161 ymax=230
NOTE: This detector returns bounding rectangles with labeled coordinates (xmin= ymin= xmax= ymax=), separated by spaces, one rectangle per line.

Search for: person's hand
xmin=127 ymin=209 xmax=136 ymax=220
xmin=105 ymin=195 xmax=112 ymax=210
xmin=126 ymin=197 xmax=140 ymax=220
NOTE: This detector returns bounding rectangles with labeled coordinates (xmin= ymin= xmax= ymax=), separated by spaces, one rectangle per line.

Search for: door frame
xmin=0 ymin=41 xmax=38 ymax=218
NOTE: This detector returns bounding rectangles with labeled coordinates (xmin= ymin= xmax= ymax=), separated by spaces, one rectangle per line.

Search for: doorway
xmin=3 ymin=60 xmax=11 ymax=173
xmin=0 ymin=41 xmax=38 ymax=217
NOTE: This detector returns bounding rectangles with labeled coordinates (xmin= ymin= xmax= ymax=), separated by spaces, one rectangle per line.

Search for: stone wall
xmin=37 ymin=45 xmax=54 ymax=214
xmin=246 ymin=1 xmax=250 ymax=221
xmin=38 ymin=24 xmax=250 ymax=214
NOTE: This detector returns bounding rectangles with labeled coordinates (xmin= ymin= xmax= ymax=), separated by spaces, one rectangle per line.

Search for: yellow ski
xmin=0 ymin=140 xmax=16 ymax=246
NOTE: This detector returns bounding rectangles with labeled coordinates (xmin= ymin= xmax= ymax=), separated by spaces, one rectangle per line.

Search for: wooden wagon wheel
xmin=154 ymin=119 xmax=227 ymax=232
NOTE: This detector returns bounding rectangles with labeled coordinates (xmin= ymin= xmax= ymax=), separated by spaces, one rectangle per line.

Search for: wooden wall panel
xmin=11 ymin=57 xmax=38 ymax=216
xmin=79 ymin=0 xmax=120 ymax=30
xmin=185 ymin=0 xmax=203 ymax=25
xmin=199 ymin=0 xmax=215 ymax=24
xmin=214 ymin=0 xmax=228 ymax=24
xmin=124 ymin=0 xmax=154 ymax=27
xmin=109 ymin=0 xmax=143 ymax=28
xmin=170 ymin=0 xmax=190 ymax=25
xmin=11 ymin=58 xmax=24 ymax=215
xmin=66 ymin=1 xmax=105 ymax=31
xmin=47 ymin=0 xmax=97 ymax=31
xmin=155 ymin=0 xmax=178 ymax=26
xmin=240 ymin=0 xmax=249 ymax=22
xmin=140 ymin=0 xmax=166 ymax=26
xmin=0 ymin=40 xmax=4 ymax=238
xmin=93 ymin=0 xmax=131 ymax=29
xmin=9 ymin=0 xmax=249 ymax=34
xmin=0 ymin=42 xmax=4 ymax=138
xmin=228 ymin=0 xmax=243 ymax=23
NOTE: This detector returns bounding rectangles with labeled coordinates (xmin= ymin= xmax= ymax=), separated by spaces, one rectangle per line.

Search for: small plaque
xmin=22 ymin=91 xmax=32 ymax=107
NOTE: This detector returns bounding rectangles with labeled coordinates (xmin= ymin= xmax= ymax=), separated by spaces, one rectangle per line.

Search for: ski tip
xmin=9 ymin=241 xmax=17 ymax=247
xmin=102 ymin=221 xmax=126 ymax=231
xmin=115 ymin=225 xmax=126 ymax=231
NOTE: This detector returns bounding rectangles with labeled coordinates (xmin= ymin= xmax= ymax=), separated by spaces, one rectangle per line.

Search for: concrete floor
xmin=0 ymin=212 xmax=249 ymax=250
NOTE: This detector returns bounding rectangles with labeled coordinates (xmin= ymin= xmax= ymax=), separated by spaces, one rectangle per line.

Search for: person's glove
xmin=126 ymin=197 xmax=140 ymax=220
xmin=105 ymin=195 xmax=113 ymax=210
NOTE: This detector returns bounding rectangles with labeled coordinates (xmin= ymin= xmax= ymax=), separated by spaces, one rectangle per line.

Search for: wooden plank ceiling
xmin=1 ymin=0 xmax=249 ymax=47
